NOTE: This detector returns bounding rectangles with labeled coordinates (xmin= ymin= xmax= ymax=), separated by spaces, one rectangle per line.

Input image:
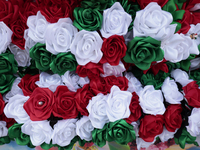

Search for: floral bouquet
xmin=0 ymin=0 xmax=200 ymax=150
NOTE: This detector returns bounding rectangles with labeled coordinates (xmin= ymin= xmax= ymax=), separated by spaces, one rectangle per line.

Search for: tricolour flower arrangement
xmin=0 ymin=0 xmax=200 ymax=149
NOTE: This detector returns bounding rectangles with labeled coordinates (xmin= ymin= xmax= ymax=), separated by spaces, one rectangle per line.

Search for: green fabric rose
xmin=92 ymin=124 xmax=108 ymax=147
xmin=190 ymin=69 xmax=200 ymax=86
xmin=0 ymin=74 xmax=16 ymax=94
xmin=166 ymin=61 xmax=180 ymax=73
xmin=174 ymin=128 xmax=199 ymax=149
xmin=30 ymin=43 xmax=53 ymax=71
xmin=123 ymin=36 xmax=164 ymax=70
xmin=106 ymin=119 xmax=136 ymax=145
xmin=141 ymin=71 xmax=170 ymax=90
xmin=50 ymin=52 xmax=77 ymax=75
xmin=0 ymin=51 xmax=18 ymax=74
xmin=0 ymin=136 xmax=11 ymax=145
xmin=81 ymin=0 xmax=115 ymax=11
xmin=73 ymin=7 xmax=103 ymax=31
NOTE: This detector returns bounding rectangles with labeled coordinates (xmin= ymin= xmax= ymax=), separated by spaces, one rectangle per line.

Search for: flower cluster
xmin=0 ymin=0 xmax=200 ymax=150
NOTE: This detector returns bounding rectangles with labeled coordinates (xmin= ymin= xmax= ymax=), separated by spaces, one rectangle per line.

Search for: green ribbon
xmin=0 ymin=136 xmax=11 ymax=145
xmin=174 ymin=128 xmax=199 ymax=149
xmin=123 ymin=36 xmax=164 ymax=70
xmin=30 ymin=43 xmax=53 ymax=72
xmin=180 ymin=54 xmax=196 ymax=71
xmin=50 ymin=52 xmax=77 ymax=75
xmin=0 ymin=73 xmax=16 ymax=94
xmin=73 ymin=7 xmax=103 ymax=31
xmin=166 ymin=61 xmax=180 ymax=73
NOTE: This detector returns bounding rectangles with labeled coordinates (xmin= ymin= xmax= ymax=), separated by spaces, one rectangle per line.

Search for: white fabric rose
xmin=161 ymin=33 xmax=199 ymax=63
xmin=100 ymin=2 xmax=132 ymax=38
xmin=27 ymin=11 xmax=49 ymax=43
xmin=24 ymin=29 xmax=37 ymax=50
xmin=186 ymin=23 xmax=200 ymax=46
xmin=45 ymin=18 xmax=78 ymax=55
xmin=187 ymin=108 xmax=200 ymax=136
xmin=131 ymin=121 xmax=140 ymax=136
xmin=161 ymin=77 xmax=183 ymax=104
xmin=61 ymin=71 xmax=89 ymax=92
xmin=4 ymin=94 xmax=30 ymax=124
xmin=9 ymin=44 xmax=31 ymax=67
xmin=171 ymin=69 xmax=193 ymax=87
xmin=21 ymin=120 xmax=53 ymax=146
xmin=0 ymin=121 xmax=8 ymax=137
xmin=139 ymin=85 xmax=165 ymax=115
xmin=106 ymin=85 xmax=132 ymax=122
xmin=4 ymin=77 xmax=23 ymax=102
xmin=86 ymin=93 xmax=109 ymax=129
xmin=158 ymin=127 xmax=176 ymax=142
xmin=35 ymin=72 xmax=63 ymax=92
xmin=70 ymin=30 xmax=103 ymax=65
xmin=101 ymin=61 xmax=126 ymax=77
xmin=136 ymin=137 xmax=156 ymax=150
xmin=133 ymin=2 xmax=176 ymax=41
xmin=125 ymin=72 xmax=143 ymax=95
xmin=52 ymin=119 xmax=77 ymax=147
xmin=190 ymin=57 xmax=200 ymax=71
xmin=76 ymin=116 xmax=94 ymax=141
xmin=0 ymin=21 xmax=12 ymax=54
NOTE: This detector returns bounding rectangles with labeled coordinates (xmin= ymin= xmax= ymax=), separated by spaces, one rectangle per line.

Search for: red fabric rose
xmin=105 ymin=76 xmax=128 ymax=92
xmin=18 ymin=74 xmax=39 ymax=96
xmin=183 ymin=81 xmax=200 ymax=107
xmin=75 ymin=84 xmax=94 ymax=116
xmin=100 ymin=35 xmax=126 ymax=66
xmin=90 ymin=76 xmax=108 ymax=95
xmin=53 ymin=86 xmax=78 ymax=119
xmin=139 ymin=115 xmax=164 ymax=142
xmin=126 ymin=92 xmax=142 ymax=124
xmin=23 ymin=87 xmax=54 ymax=121
xmin=76 ymin=62 xmax=104 ymax=78
xmin=0 ymin=94 xmax=5 ymax=116
xmin=0 ymin=113 xmax=16 ymax=128
xmin=137 ymin=0 xmax=168 ymax=9
xmin=164 ymin=104 xmax=182 ymax=132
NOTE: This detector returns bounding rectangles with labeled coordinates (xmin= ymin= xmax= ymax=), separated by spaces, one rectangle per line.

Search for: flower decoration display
xmin=0 ymin=0 xmax=199 ymax=150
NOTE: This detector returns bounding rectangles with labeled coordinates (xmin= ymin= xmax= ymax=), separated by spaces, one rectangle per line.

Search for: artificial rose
xmin=171 ymin=69 xmax=193 ymax=87
xmin=87 ymin=93 xmax=109 ymax=129
xmin=0 ymin=114 xmax=15 ymax=128
xmin=106 ymin=86 xmax=132 ymax=122
xmin=0 ymin=94 xmax=4 ymax=115
xmin=101 ymin=61 xmax=126 ymax=77
xmin=187 ymin=108 xmax=200 ymax=136
xmin=50 ymin=52 xmax=77 ymax=75
xmin=4 ymin=94 xmax=30 ymax=124
xmin=0 ymin=51 xmax=18 ymax=74
xmin=133 ymin=2 xmax=176 ymax=41
xmin=35 ymin=72 xmax=63 ymax=92
xmin=81 ymin=0 xmax=114 ymax=11
xmin=186 ymin=24 xmax=200 ymax=46
xmin=164 ymin=104 xmax=182 ymax=132
xmin=139 ymin=85 xmax=166 ymax=115
xmin=126 ymin=92 xmax=142 ymax=124
xmin=159 ymin=127 xmax=177 ymax=142
xmin=76 ymin=62 xmax=104 ymax=78
xmin=9 ymin=44 xmax=31 ymax=67
xmin=139 ymin=115 xmax=164 ymax=142
xmin=0 ymin=74 xmax=16 ymax=94
xmin=0 ymin=22 xmax=12 ymax=54
xmin=21 ymin=120 xmax=53 ymax=146
xmin=23 ymin=87 xmax=54 ymax=121
xmin=0 ymin=121 xmax=8 ymax=138
xmin=106 ymin=119 xmax=136 ymax=145
xmin=10 ymin=18 xmax=27 ymax=49
xmin=52 ymin=119 xmax=77 ymax=146
xmin=100 ymin=2 xmax=132 ymax=38
xmin=73 ymin=7 xmax=102 ymax=31
xmin=53 ymin=86 xmax=78 ymax=119
xmin=161 ymin=33 xmax=199 ymax=63
xmin=75 ymin=84 xmax=94 ymax=116
xmin=24 ymin=29 xmax=37 ymax=50
xmin=92 ymin=123 xmax=107 ymax=147
xmin=27 ymin=11 xmax=49 ymax=44
xmin=89 ymin=76 xmax=108 ymax=95
xmin=18 ymin=74 xmax=39 ymax=96
xmin=45 ymin=18 xmax=77 ymax=54
xmin=137 ymin=0 xmax=168 ymax=9
xmin=123 ymin=36 xmax=164 ymax=70
xmin=125 ymin=72 xmax=143 ymax=95
xmin=30 ymin=43 xmax=53 ymax=71
xmin=161 ymin=77 xmax=183 ymax=104
xmin=70 ymin=30 xmax=103 ymax=65
xmin=190 ymin=69 xmax=200 ymax=86
xmin=76 ymin=116 xmax=94 ymax=141
xmin=100 ymin=35 xmax=126 ymax=66
xmin=183 ymin=81 xmax=200 ymax=108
